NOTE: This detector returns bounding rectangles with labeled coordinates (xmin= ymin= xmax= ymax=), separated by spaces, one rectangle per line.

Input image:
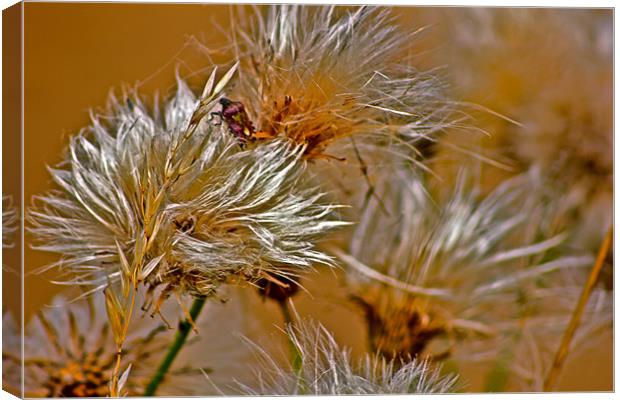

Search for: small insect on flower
xmin=27 ymin=63 xmax=347 ymax=321
xmin=230 ymin=6 xmax=455 ymax=161
xmin=212 ymin=98 xmax=274 ymax=146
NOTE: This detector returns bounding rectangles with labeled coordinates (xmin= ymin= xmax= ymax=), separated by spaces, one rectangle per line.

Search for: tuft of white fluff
xmin=234 ymin=319 xmax=459 ymax=395
xmin=333 ymin=164 xmax=596 ymax=361
xmin=28 ymin=66 xmax=348 ymax=300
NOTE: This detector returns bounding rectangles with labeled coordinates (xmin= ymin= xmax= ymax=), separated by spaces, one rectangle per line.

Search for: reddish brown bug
xmin=213 ymin=98 xmax=274 ymax=146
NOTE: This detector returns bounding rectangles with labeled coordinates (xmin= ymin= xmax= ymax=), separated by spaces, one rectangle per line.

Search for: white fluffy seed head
xmin=229 ymin=5 xmax=455 ymax=161
xmin=442 ymin=9 xmax=612 ymax=229
xmin=28 ymin=72 xmax=348 ymax=300
xmin=234 ymin=319 xmax=459 ymax=395
xmin=335 ymin=165 xmax=596 ymax=361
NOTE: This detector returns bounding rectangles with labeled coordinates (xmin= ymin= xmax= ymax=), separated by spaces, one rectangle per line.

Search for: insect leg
xmin=209 ymin=111 xmax=223 ymax=126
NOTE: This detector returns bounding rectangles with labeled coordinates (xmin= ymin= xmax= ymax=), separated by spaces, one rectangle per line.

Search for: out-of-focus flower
xmin=234 ymin=319 xmax=458 ymax=395
xmin=28 ymin=66 xmax=347 ymax=307
xmin=332 ymin=165 xmax=594 ymax=363
xmin=2 ymin=291 xmax=186 ymax=397
xmin=228 ymin=5 xmax=455 ymax=163
xmin=2 ymin=195 xmax=18 ymax=275
xmin=436 ymin=9 xmax=612 ymax=234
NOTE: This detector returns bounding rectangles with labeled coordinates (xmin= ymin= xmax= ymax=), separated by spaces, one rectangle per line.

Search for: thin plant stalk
xmin=106 ymin=284 xmax=138 ymax=397
xmin=110 ymin=349 xmax=122 ymax=396
xmin=144 ymin=297 xmax=207 ymax=396
xmin=114 ymin=70 xmax=233 ymax=395
xmin=277 ymin=299 xmax=303 ymax=374
xmin=278 ymin=298 xmax=295 ymax=326
xmin=543 ymin=226 xmax=613 ymax=391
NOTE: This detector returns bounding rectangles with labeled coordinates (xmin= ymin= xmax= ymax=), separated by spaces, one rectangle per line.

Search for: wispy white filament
xmin=235 ymin=319 xmax=459 ymax=395
xmin=28 ymin=73 xmax=348 ymax=298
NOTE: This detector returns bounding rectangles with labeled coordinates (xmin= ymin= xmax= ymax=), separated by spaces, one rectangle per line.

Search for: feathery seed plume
xmin=227 ymin=5 xmax=455 ymax=162
xmin=333 ymin=165 xmax=594 ymax=363
xmin=28 ymin=66 xmax=347 ymax=309
xmin=234 ymin=319 xmax=459 ymax=395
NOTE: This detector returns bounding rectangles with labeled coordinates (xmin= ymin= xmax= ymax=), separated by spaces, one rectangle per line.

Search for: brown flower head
xmin=227 ymin=5 xmax=455 ymax=161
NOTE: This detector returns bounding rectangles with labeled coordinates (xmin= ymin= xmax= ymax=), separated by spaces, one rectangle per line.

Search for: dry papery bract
xmin=332 ymin=165 xmax=596 ymax=366
xmin=227 ymin=5 xmax=463 ymax=202
xmin=1 ymin=289 xmax=203 ymax=397
xmin=234 ymin=319 xmax=459 ymax=395
xmin=28 ymin=66 xmax=348 ymax=310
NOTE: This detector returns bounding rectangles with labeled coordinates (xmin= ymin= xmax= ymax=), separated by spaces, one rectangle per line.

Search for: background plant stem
xmin=144 ymin=296 xmax=207 ymax=396
xmin=543 ymin=226 xmax=613 ymax=391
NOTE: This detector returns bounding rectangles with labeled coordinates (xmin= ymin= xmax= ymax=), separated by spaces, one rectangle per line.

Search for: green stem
xmin=144 ymin=297 xmax=207 ymax=396
xmin=277 ymin=299 xmax=304 ymax=393
xmin=277 ymin=300 xmax=302 ymax=370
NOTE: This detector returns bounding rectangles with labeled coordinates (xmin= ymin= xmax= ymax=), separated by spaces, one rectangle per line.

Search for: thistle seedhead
xmin=334 ymin=165 xmax=594 ymax=362
xmin=234 ymin=319 xmax=459 ymax=395
xmin=443 ymin=9 xmax=612 ymax=229
xmin=228 ymin=5 xmax=454 ymax=161
xmin=28 ymin=66 xmax=347 ymax=307
xmin=2 ymin=291 xmax=177 ymax=397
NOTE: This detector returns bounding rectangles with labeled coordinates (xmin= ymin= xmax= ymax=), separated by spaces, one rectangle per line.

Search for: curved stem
xmin=543 ymin=226 xmax=613 ymax=391
xmin=144 ymin=297 xmax=207 ymax=396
